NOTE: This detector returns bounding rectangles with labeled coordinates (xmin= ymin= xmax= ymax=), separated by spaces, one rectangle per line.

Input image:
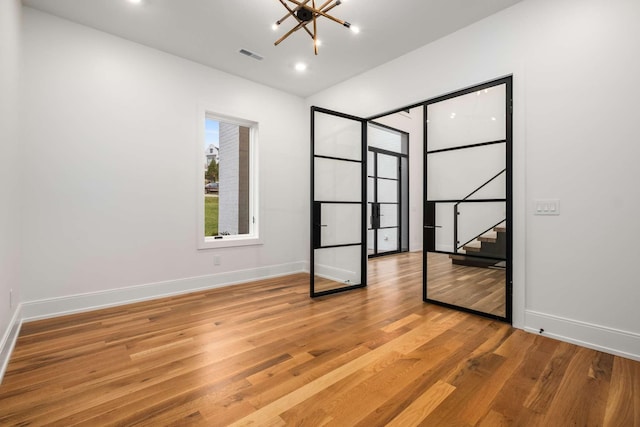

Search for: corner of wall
xmin=0 ymin=304 xmax=23 ymax=384
xmin=0 ymin=0 xmax=24 ymax=386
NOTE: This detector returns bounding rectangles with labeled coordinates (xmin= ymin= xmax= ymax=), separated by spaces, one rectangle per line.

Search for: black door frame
xmin=310 ymin=106 xmax=368 ymax=297
xmin=311 ymin=76 xmax=512 ymax=320
xmin=367 ymin=146 xmax=407 ymax=258
xmin=422 ymin=76 xmax=513 ymax=323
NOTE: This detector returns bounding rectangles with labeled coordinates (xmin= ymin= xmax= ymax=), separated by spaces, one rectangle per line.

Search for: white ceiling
xmin=22 ymin=0 xmax=524 ymax=97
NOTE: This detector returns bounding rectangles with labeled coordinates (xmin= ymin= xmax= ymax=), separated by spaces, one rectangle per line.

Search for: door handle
xmin=314 ymin=223 xmax=328 ymax=227
xmin=424 ymin=225 xmax=442 ymax=229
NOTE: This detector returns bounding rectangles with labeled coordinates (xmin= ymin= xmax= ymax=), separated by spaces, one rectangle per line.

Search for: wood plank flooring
xmin=1 ymin=252 xmax=639 ymax=426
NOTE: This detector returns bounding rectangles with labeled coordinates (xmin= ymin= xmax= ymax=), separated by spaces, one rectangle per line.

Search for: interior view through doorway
xmin=311 ymin=76 xmax=512 ymax=323
xmin=367 ymin=122 xmax=409 ymax=257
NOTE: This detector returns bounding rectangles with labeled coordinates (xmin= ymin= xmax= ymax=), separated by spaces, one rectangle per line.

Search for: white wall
xmin=0 ymin=0 xmax=23 ymax=379
xmin=20 ymin=8 xmax=309 ymax=319
xmin=309 ymin=0 xmax=640 ymax=359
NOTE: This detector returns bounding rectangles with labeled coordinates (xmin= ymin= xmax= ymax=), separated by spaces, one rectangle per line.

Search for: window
xmin=198 ymin=111 xmax=260 ymax=249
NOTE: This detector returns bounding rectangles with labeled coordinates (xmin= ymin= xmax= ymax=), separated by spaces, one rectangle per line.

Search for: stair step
xmin=478 ymin=231 xmax=498 ymax=243
xmin=450 ymin=254 xmax=504 ymax=269
xmin=494 ymin=221 xmax=506 ymax=233
xmin=462 ymin=241 xmax=481 ymax=252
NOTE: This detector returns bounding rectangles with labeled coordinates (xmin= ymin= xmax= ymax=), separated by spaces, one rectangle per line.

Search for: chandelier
xmin=273 ymin=0 xmax=356 ymax=55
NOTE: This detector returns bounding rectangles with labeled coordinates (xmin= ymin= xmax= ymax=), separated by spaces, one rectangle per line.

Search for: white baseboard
xmin=22 ymin=261 xmax=307 ymax=322
xmin=525 ymin=310 xmax=640 ymax=361
xmin=314 ymin=263 xmax=359 ymax=285
xmin=0 ymin=305 xmax=22 ymax=384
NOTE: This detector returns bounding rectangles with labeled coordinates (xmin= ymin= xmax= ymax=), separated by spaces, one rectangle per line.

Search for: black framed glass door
xmin=367 ymin=122 xmax=409 ymax=258
xmin=423 ymin=77 xmax=513 ymax=322
xmin=368 ymin=149 xmax=402 ymax=256
xmin=311 ymin=107 xmax=367 ymax=297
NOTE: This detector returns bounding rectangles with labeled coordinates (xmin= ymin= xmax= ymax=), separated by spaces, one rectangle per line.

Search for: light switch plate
xmin=534 ymin=199 xmax=560 ymax=215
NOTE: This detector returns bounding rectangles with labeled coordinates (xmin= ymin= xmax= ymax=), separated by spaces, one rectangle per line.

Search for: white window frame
xmin=197 ymin=108 xmax=261 ymax=249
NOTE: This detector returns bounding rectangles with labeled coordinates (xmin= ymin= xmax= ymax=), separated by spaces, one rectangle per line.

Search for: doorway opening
xmin=367 ymin=122 xmax=409 ymax=258
xmin=311 ymin=76 xmax=512 ymax=324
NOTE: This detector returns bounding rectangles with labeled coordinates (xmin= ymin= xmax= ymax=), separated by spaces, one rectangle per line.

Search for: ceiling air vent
xmin=239 ymin=49 xmax=264 ymax=61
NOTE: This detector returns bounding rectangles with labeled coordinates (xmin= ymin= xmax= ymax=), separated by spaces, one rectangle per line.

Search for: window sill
xmin=198 ymin=236 xmax=263 ymax=250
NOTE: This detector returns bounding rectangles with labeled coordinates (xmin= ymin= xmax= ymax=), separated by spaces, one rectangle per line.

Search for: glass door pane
xmin=423 ymin=78 xmax=512 ymax=322
xmin=376 ymin=153 xmax=399 ymax=254
xmin=311 ymin=107 xmax=366 ymax=296
xmin=367 ymin=147 xmax=404 ymax=257
xmin=427 ymin=84 xmax=506 ymax=151
xmin=366 ymin=121 xmax=408 ymax=257
xmin=377 ymin=154 xmax=398 ymax=179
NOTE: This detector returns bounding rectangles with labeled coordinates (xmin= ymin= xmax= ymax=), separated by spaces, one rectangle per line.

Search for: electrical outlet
xmin=213 ymin=255 xmax=221 ymax=266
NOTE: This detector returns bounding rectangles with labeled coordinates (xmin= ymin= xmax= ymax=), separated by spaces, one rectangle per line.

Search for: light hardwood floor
xmin=1 ymin=252 xmax=638 ymax=426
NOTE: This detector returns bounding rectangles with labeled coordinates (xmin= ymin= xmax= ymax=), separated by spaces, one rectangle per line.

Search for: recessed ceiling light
xmin=128 ymin=0 xmax=142 ymax=4
xmin=295 ymin=62 xmax=307 ymax=72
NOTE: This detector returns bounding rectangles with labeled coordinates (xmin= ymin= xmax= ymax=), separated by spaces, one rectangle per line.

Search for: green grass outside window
xmin=204 ymin=197 xmax=219 ymax=236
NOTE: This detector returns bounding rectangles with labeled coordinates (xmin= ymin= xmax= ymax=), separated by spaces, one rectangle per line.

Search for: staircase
xmin=450 ymin=221 xmax=506 ymax=269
